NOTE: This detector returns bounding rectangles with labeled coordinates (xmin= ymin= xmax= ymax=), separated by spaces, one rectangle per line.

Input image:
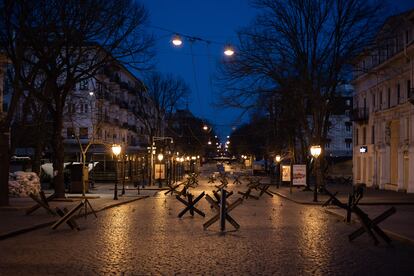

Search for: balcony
xmin=350 ymin=108 xmax=369 ymax=124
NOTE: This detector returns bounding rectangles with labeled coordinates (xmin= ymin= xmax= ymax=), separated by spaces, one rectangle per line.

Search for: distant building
xmin=352 ymin=9 xmax=414 ymax=192
xmin=324 ymin=85 xmax=353 ymax=158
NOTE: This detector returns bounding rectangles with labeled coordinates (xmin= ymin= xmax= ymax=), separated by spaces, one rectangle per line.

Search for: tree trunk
xmin=0 ymin=130 xmax=10 ymax=206
xmin=32 ymin=141 xmax=43 ymax=175
xmin=52 ymin=111 xmax=66 ymax=198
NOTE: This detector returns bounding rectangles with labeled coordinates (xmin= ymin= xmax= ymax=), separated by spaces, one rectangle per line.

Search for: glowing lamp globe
xmin=172 ymin=35 xmax=183 ymax=46
xmin=310 ymin=145 xmax=322 ymax=158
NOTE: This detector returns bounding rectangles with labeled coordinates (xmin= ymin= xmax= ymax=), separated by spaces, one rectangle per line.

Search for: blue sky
xmin=143 ymin=0 xmax=414 ymax=139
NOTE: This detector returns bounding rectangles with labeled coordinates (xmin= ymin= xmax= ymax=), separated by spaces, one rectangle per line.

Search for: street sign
xmin=282 ymin=165 xmax=291 ymax=182
xmin=292 ymin=165 xmax=306 ymax=186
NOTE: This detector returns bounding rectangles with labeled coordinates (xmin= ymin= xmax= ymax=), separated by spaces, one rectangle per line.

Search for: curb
xmin=271 ymin=191 xmax=414 ymax=206
xmin=0 ymin=195 xmax=149 ymax=241
xmin=271 ymin=191 xmax=322 ymax=205
xmin=323 ymin=208 xmax=414 ymax=246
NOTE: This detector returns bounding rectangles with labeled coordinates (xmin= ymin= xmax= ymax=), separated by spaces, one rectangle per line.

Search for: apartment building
xmin=63 ymin=61 xmax=160 ymax=183
xmin=352 ymin=9 xmax=414 ymax=192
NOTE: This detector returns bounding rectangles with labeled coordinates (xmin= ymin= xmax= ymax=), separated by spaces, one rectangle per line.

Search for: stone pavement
xmin=1 ymin=170 xmax=414 ymax=275
xmin=0 ymin=183 xmax=157 ymax=240
xmin=270 ymin=182 xmax=414 ymax=243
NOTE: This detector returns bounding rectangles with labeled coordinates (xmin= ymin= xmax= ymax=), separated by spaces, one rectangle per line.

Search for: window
xmin=67 ymin=128 xmax=75 ymax=138
xmin=356 ymin=128 xmax=359 ymax=145
xmin=79 ymin=127 xmax=88 ymax=139
xmin=363 ymin=98 xmax=367 ymax=114
xmin=345 ymin=122 xmax=351 ymax=132
xmin=371 ymin=125 xmax=375 ymax=144
xmin=406 ymin=30 xmax=410 ymax=45
xmin=372 ymin=93 xmax=375 ymax=109
xmin=380 ymin=90 xmax=383 ymax=109
xmin=387 ymin=88 xmax=391 ymax=108
xmin=346 ymin=99 xmax=351 ymax=106
xmin=79 ymin=79 xmax=89 ymax=90
xmin=68 ymin=103 xmax=76 ymax=114
xmin=345 ymin=138 xmax=352 ymax=149
xmin=397 ymin=83 xmax=400 ymax=104
xmin=408 ymin=80 xmax=411 ymax=100
xmin=363 ymin=127 xmax=366 ymax=145
xmin=325 ymin=139 xmax=331 ymax=149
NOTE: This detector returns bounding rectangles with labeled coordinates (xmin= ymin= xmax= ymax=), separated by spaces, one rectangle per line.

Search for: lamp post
xmin=111 ymin=144 xmax=121 ymax=200
xmin=275 ymin=155 xmax=281 ymax=189
xmin=157 ymin=153 xmax=164 ymax=188
xmin=310 ymin=145 xmax=322 ymax=202
xmin=121 ymin=154 xmax=126 ymax=196
xmin=150 ymin=136 xmax=174 ymax=186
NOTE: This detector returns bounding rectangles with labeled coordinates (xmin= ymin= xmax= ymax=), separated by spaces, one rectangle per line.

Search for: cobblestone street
xmin=1 ymin=172 xmax=414 ymax=275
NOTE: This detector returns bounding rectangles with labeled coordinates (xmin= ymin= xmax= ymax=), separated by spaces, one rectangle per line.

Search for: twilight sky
xmin=144 ymin=0 xmax=414 ymax=139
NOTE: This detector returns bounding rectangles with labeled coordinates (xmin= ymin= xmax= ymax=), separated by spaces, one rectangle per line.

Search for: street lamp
xmin=172 ymin=34 xmax=183 ymax=46
xmin=275 ymin=155 xmax=281 ymax=188
xmin=157 ymin=153 xmax=164 ymax=187
xmin=224 ymin=45 xmax=235 ymax=56
xmin=111 ymin=144 xmax=121 ymax=200
xmin=150 ymin=136 xmax=174 ymax=186
xmin=310 ymin=145 xmax=322 ymax=202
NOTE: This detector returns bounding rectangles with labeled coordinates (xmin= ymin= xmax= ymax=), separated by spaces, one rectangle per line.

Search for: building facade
xmin=62 ymin=61 xmax=160 ymax=183
xmin=352 ymin=9 xmax=414 ymax=192
xmin=8 ymin=57 xmax=161 ymax=184
xmin=324 ymin=85 xmax=353 ymax=158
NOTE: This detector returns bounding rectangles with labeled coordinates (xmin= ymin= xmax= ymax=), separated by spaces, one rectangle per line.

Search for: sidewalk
xmin=271 ymin=183 xmax=414 ymax=205
xmin=0 ymin=183 xmax=153 ymax=240
xmin=269 ymin=183 xmax=414 ymax=243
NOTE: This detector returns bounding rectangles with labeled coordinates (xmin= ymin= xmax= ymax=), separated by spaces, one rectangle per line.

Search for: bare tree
xmin=0 ymin=0 xmax=153 ymax=201
xmin=219 ymin=0 xmax=385 ymax=184
xmin=145 ymin=72 xmax=190 ymax=131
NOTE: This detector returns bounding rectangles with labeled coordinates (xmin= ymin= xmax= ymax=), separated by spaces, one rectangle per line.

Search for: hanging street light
xmin=224 ymin=45 xmax=235 ymax=56
xmin=171 ymin=34 xmax=183 ymax=46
